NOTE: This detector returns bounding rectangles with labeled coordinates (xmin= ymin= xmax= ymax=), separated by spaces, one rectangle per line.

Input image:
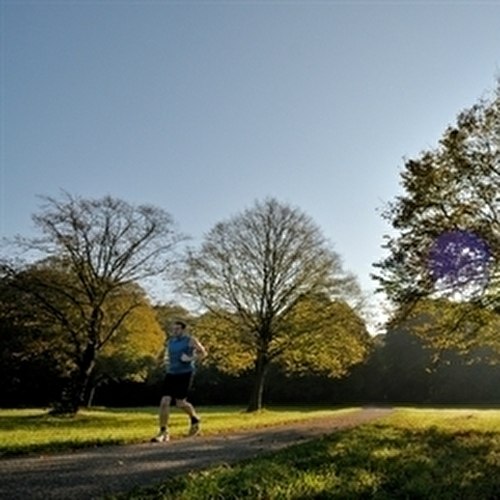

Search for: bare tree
xmin=1 ymin=193 xmax=184 ymax=413
xmin=181 ymin=198 xmax=364 ymax=411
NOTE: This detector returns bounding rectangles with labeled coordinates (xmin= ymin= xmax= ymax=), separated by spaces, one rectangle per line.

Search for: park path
xmin=0 ymin=407 xmax=392 ymax=500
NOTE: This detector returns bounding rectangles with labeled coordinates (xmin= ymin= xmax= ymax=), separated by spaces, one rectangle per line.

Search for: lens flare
xmin=428 ymin=230 xmax=491 ymax=295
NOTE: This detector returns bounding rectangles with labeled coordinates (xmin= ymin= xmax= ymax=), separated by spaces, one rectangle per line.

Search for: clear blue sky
xmin=2 ymin=1 xmax=500 ymax=316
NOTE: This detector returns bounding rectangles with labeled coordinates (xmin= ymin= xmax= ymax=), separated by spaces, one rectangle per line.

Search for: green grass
xmin=120 ymin=408 xmax=500 ymax=500
xmin=0 ymin=405 xmax=356 ymax=457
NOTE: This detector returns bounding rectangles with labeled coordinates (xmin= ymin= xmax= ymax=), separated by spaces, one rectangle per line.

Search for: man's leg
xmin=152 ymin=395 xmax=171 ymax=442
xmin=176 ymin=398 xmax=201 ymax=436
xmin=159 ymin=395 xmax=172 ymax=429
xmin=175 ymin=398 xmax=197 ymax=418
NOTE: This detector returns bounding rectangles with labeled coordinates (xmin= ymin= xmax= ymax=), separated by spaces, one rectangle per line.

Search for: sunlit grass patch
xmin=388 ymin=407 xmax=500 ymax=432
xmin=0 ymin=407 xmax=155 ymax=456
xmin=0 ymin=405 xmax=355 ymax=457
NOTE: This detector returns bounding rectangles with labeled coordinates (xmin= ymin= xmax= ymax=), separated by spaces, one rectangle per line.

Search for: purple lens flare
xmin=428 ymin=230 xmax=491 ymax=295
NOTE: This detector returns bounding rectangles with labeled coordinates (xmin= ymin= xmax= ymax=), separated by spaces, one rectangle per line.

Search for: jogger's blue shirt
xmin=166 ymin=335 xmax=194 ymax=374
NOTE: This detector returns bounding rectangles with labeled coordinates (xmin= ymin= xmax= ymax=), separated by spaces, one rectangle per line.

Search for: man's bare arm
xmin=189 ymin=336 xmax=207 ymax=360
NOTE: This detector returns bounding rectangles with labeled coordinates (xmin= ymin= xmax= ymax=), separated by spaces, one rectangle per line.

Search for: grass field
xmin=120 ymin=408 xmax=500 ymax=500
xmin=0 ymin=405 xmax=355 ymax=457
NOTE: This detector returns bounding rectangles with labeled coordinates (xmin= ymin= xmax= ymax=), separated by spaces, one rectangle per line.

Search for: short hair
xmin=173 ymin=320 xmax=187 ymax=329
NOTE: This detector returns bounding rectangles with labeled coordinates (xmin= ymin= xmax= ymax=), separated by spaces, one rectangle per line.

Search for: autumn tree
xmin=86 ymin=285 xmax=165 ymax=406
xmin=374 ymin=81 xmax=500 ymax=349
xmin=181 ymin=198 xmax=367 ymax=411
xmin=277 ymin=295 xmax=371 ymax=377
xmin=0 ymin=194 xmax=184 ymax=413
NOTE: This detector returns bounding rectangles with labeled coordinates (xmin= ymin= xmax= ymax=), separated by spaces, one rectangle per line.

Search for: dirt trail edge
xmin=0 ymin=407 xmax=392 ymax=500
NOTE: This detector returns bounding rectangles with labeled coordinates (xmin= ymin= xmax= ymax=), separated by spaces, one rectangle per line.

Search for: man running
xmin=152 ymin=320 xmax=207 ymax=442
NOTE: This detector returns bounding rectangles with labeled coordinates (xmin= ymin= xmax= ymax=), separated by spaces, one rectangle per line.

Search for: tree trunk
xmin=51 ymin=343 xmax=96 ymax=415
xmin=86 ymin=385 xmax=96 ymax=408
xmin=246 ymin=352 xmax=269 ymax=412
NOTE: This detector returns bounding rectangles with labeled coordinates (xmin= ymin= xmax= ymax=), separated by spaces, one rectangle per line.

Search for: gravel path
xmin=0 ymin=407 xmax=392 ymax=500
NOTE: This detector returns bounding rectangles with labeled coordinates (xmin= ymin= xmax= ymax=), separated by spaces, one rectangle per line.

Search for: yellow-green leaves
xmin=276 ymin=298 xmax=371 ymax=377
xmin=194 ymin=312 xmax=255 ymax=375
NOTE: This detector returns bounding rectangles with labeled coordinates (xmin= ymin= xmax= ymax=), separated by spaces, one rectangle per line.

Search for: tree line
xmin=2 ymin=297 xmax=499 ymax=408
xmin=1 ymin=196 xmax=370 ymax=413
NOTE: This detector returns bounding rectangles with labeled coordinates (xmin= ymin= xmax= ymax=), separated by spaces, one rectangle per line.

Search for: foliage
xmin=373 ymin=326 xmax=433 ymax=402
xmin=276 ymin=296 xmax=371 ymax=377
xmin=0 ymin=273 xmax=70 ymax=404
xmin=390 ymin=297 xmax=500 ymax=357
xmin=193 ymin=297 xmax=371 ymax=405
xmin=348 ymin=314 xmax=500 ymax=404
xmin=91 ymin=294 xmax=165 ymax=392
xmin=193 ymin=312 xmax=256 ymax=375
xmin=0 ymin=269 xmax=165 ymax=407
xmin=122 ymin=409 xmax=500 ymax=500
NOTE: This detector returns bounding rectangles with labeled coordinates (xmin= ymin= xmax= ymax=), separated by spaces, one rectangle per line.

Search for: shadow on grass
xmin=124 ymin=423 xmax=500 ymax=500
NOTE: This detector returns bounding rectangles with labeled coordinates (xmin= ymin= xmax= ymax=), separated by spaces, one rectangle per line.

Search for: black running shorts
xmin=162 ymin=371 xmax=194 ymax=400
